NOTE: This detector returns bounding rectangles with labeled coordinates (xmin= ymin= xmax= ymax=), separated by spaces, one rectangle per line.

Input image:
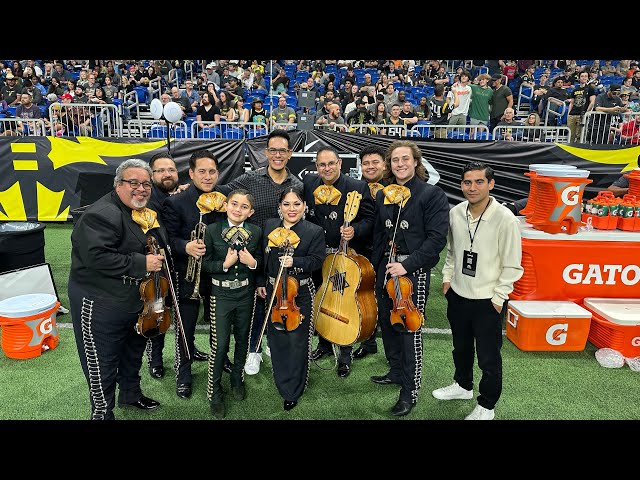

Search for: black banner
xmin=0 ymin=133 xmax=636 ymax=221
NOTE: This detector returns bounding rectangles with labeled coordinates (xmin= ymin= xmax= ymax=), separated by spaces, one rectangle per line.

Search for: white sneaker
xmin=265 ymin=345 xmax=271 ymax=358
xmin=465 ymin=403 xmax=495 ymax=420
xmin=432 ymin=382 xmax=474 ymax=400
xmin=244 ymin=352 xmax=262 ymax=375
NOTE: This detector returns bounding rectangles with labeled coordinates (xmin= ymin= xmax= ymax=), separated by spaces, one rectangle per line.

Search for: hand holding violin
xmin=146 ymin=253 xmax=165 ymax=272
xmin=279 ymin=254 xmax=293 ymax=268
xmin=386 ymin=261 xmax=407 ymax=277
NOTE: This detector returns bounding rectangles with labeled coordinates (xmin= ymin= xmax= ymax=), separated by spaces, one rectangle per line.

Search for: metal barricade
xmin=192 ymin=120 xmax=270 ymax=139
xmin=0 ymin=118 xmax=48 ymax=137
xmin=581 ymin=111 xmax=631 ymax=145
xmin=543 ymin=97 xmax=568 ymax=126
xmin=492 ymin=125 xmax=570 ymax=143
xmin=48 ymin=103 xmax=122 ymax=137
xmin=516 ymin=84 xmax=533 ymax=116
xmin=412 ymin=124 xmax=490 ymax=140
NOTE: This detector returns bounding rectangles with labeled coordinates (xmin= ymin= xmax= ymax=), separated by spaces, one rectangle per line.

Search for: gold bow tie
xmin=223 ymin=225 xmax=251 ymax=247
xmin=197 ymin=192 xmax=227 ymax=214
xmin=267 ymin=227 xmax=300 ymax=249
xmin=131 ymin=208 xmax=160 ymax=234
xmin=383 ymin=184 xmax=411 ymax=208
xmin=369 ymin=182 xmax=384 ymax=200
xmin=313 ymin=184 xmax=342 ymax=205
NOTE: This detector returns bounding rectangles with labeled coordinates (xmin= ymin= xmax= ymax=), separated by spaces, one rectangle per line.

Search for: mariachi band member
xmin=163 ymin=150 xmax=227 ymax=400
xmin=371 ymin=140 xmax=449 ymax=417
xmin=202 ymin=189 xmax=262 ymax=419
xmin=145 ymin=152 xmax=191 ymax=380
xmin=69 ymin=158 xmax=169 ymax=420
xmin=304 ymin=146 xmax=374 ymax=378
xmin=258 ymin=187 xmax=325 ymax=411
xmin=352 ymin=145 xmax=388 ymax=360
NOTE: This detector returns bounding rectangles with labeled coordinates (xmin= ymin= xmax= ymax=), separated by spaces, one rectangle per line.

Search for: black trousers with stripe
xmin=69 ymin=278 xmax=149 ymax=420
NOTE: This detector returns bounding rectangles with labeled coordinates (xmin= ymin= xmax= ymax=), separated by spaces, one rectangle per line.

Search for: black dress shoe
xmin=371 ymin=374 xmax=400 ymax=385
xmin=121 ymin=395 xmax=160 ymax=410
xmin=391 ymin=399 xmax=415 ymax=417
xmin=192 ymin=349 xmax=209 ymax=361
xmin=337 ymin=362 xmax=351 ymax=378
xmin=311 ymin=348 xmax=332 ymax=362
xmin=223 ymin=358 xmax=234 ymax=374
xmin=283 ymin=400 xmax=298 ymax=411
xmin=176 ymin=383 xmax=192 ymax=399
xmin=232 ymin=384 xmax=245 ymax=401
xmin=353 ymin=345 xmax=376 ymax=359
xmin=210 ymin=402 xmax=225 ymax=419
xmin=149 ymin=365 xmax=164 ymax=379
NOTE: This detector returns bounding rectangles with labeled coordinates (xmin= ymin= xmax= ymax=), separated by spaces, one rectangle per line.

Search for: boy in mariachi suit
xmin=201 ymin=189 xmax=262 ymax=419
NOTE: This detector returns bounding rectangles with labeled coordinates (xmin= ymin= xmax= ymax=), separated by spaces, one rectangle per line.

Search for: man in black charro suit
xmin=163 ymin=150 xmax=226 ymax=400
xmin=303 ymin=146 xmax=374 ymax=378
xmin=69 ymin=158 xmax=169 ymax=420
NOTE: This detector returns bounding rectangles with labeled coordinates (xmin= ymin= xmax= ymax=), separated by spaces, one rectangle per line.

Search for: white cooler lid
xmin=0 ymin=293 xmax=58 ymax=318
xmin=519 ymin=217 xmax=640 ymax=242
xmin=508 ymin=300 xmax=592 ymax=318
xmin=583 ymin=298 xmax=640 ymax=326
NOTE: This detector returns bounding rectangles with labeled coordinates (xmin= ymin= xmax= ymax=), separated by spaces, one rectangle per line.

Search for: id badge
xmin=462 ymin=250 xmax=477 ymax=277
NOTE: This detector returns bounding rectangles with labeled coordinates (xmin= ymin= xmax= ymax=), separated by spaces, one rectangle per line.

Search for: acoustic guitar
xmin=313 ymin=191 xmax=377 ymax=346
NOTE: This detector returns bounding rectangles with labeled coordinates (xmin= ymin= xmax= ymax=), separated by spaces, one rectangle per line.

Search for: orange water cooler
xmin=0 ymin=293 xmax=60 ymax=359
xmin=519 ymin=164 xmax=578 ymax=218
xmin=511 ymin=219 xmax=640 ymax=304
xmin=582 ymin=298 xmax=640 ymax=357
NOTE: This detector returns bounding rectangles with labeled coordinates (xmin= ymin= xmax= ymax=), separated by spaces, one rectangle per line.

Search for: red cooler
xmin=583 ymin=297 xmax=640 ymax=357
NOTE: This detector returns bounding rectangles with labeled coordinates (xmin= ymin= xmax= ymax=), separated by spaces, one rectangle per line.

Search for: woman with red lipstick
xmin=258 ymin=187 xmax=325 ymax=411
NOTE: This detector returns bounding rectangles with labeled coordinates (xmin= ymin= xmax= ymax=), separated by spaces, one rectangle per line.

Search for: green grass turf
xmin=0 ymin=222 xmax=638 ymax=421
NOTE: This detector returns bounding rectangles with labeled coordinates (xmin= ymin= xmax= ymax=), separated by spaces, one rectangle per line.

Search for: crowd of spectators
xmin=1 ymin=59 xmax=639 ymax=143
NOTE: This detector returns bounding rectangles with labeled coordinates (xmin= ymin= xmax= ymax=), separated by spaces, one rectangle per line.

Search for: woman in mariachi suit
xmin=258 ymin=187 xmax=325 ymax=412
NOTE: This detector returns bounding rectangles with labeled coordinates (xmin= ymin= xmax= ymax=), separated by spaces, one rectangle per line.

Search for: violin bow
xmin=161 ymin=252 xmax=191 ymax=360
xmin=383 ymin=198 xmax=405 ymax=286
xmin=256 ymin=240 xmax=290 ymax=352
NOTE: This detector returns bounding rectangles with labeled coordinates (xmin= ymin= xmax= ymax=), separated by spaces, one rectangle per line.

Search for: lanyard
xmin=466 ymin=198 xmax=491 ymax=252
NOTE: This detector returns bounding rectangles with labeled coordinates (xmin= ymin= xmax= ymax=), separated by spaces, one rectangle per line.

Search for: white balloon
xmin=150 ymin=98 xmax=164 ymax=120
xmin=163 ymin=102 xmax=183 ymax=123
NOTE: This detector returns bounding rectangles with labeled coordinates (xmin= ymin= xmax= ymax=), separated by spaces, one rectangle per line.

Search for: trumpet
xmin=185 ymin=214 xmax=206 ymax=300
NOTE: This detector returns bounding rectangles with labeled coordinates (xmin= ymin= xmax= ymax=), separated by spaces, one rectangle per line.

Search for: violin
xmin=270 ymin=242 xmax=303 ymax=332
xmin=136 ymin=236 xmax=171 ymax=338
xmin=385 ymin=243 xmax=423 ymax=333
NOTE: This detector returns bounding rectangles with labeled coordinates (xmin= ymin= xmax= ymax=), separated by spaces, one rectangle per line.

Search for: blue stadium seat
xmin=147 ymin=125 xmax=167 ymax=138
xmin=198 ymin=127 xmax=221 ymax=138
xmin=173 ymin=126 xmax=188 ymax=138
xmin=223 ymin=127 xmax=244 ymax=139
xmin=246 ymin=126 xmax=267 ymax=138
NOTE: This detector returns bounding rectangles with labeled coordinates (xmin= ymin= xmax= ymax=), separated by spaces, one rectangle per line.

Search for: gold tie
xmin=267 ymin=227 xmax=301 ymax=249
xmin=131 ymin=208 xmax=160 ymax=234
xmin=382 ymin=184 xmax=411 ymax=208
xmin=197 ymin=192 xmax=227 ymax=213
xmin=369 ymin=182 xmax=384 ymax=200
xmin=313 ymin=184 xmax=342 ymax=205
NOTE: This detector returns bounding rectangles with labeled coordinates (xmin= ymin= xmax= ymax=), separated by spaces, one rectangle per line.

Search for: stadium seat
xmin=246 ymin=126 xmax=267 ymax=138
xmin=198 ymin=127 xmax=221 ymax=138
xmin=223 ymin=127 xmax=244 ymax=139
xmin=147 ymin=125 xmax=167 ymax=138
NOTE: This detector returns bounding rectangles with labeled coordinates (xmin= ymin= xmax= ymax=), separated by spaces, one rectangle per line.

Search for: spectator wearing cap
xmin=489 ymin=73 xmax=513 ymax=132
xmin=248 ymin=97 xmax=269 ymax=128
xmin=205 ymin=62 xmax=220 ymax=88
xmin=226 ymin=76 xmax=244 ymax=99
xmin=469 ymin=73 xmax=493 ymax=129
xmin=588 ymin=83 xmax=630 ymax=144
xmin=1 ymin=72 xmax=21 ymax=106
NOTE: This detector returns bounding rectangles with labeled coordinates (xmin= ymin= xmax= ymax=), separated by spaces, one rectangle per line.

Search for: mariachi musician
xmin=303 ymin=146 xmax=374 ymax=378
xmin=162 ymin=150 xmax=227 ymax=400
xmin=352 ymin=145 xmax=388 ymax=360
xmin=258 ymin=187 xmax=325 ymax=411
xmin=69 ymin=159 xmax=170 ymax=420
xmin=371 ymin=140 xmax=449 ymax=417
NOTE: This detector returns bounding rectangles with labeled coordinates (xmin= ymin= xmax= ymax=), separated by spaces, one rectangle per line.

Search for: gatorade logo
xmin=546 ymin=324 xmax=568 ymax=345
xmin=632 ymin=337 xmax=640 ymax=347
xmin=39 ymin=317 xmax=53 ymax=335
xmin=563 ymin=263 xmax=640 ymax=286
xmin=560 ymin=185 xmax=581 ymax=206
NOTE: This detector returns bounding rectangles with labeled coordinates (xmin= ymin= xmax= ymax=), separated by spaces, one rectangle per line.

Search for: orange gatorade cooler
xmin=512 ymin=218 xmax=640 ymax=303
xmin=0 ymin=293 xmax=60 ymax=359
xmin=519 ymin=164 xmax=578 ymax=218
xmin=583 ymin=297 xmax=640 ymax=358
xmin=506 ymin=300 xmax=592 ymax=351
xmin=528 ymin=168 xmax=592 ymax=235
xmin=624 ymin=168 xmax=640 ymax=198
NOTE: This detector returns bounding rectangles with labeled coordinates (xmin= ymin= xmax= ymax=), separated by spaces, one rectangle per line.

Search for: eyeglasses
xmin=152 ymin=168 xmax=177 ymax=174
xmin=121 ymin=179 xmax=152 ymax=190
xmin=316 ymin=160 xmax=339 ymax=169
xmin=266 ymin=148 xmax=291 ymax=156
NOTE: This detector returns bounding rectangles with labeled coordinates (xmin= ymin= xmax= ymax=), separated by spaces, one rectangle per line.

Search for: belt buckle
xmin=228 ymin=279 xmax=241 ymax=289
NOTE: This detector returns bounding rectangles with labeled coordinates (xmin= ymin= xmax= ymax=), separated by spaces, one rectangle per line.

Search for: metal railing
xmin=48 ymin=103 xmax=122 ymax=137
xmin=581 ymin=111 xmax=638 ymax=145
xmin=492 ymin=125 xmax=570 ymax=143
xmin=0 ymin=118 xmax=48 ymax=136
